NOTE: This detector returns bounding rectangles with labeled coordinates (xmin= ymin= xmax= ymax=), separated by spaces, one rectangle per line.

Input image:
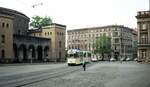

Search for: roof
xmin=42 ymin=23 xmax=66 ymax=29
xmin=67 ymin=49 xmax=81 ymax=54
xmin=67 ymin=25 xmax=133 ymax=32
xmin=0 ymin=7 xmax=29 ymax=20
xmin=14 ymin=34 xmax=50 ymax=41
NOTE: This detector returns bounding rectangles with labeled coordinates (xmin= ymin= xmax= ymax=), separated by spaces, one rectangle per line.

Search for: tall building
xmin=0 ymin=7 xmax=66 ymax=63
xmin=67 ymin=25 xmax=137 ymax=60
xmin=0 ymin=14 xmax=14 ymax=63
xmin=136 ymin=11 xmax=150 ymax=62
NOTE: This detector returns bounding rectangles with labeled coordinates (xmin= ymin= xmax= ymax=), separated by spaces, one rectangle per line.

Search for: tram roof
xmin=67 ymin=49 xmax=80 ymax=54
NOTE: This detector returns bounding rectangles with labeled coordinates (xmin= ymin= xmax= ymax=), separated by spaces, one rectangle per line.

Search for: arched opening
xmin=57 ymin=52 xmax=61 ymax=62
xmin=0 ymin=49 xmax=5 ymax=63
xmin=19 ymin=44 xmax=27 ymax=62
xmin=28 ymin=45 xmax=35 ymax=62
xmin=44 ymin=46 xmax=49 ymax=62
xmin=1 ymin=50 xmax=5 ymax=59
xmin=37 ymin=46 xmax=43 ymax=61
xmin=59 ymin=52 xmax=61 ymax=58
xmin=13 ymin=43 xmax=18 ymax=62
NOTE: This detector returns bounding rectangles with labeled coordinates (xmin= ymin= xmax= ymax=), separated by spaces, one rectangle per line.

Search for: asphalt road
xmin=0 ymin=62 xmax=150 ymax=87
xmin=23 ymin=62 xmax=150 ymax=87
xmin=0 ymin=63 xmax=82 ymax=87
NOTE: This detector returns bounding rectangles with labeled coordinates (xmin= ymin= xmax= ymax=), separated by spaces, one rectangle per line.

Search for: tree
xmin=30 ymin=16 xmax=52 ymax=28
xmin=94 ymin=34 xmax=112 ymax=60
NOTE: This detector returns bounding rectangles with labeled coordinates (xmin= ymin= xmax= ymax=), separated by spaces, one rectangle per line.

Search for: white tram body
xmin=67 ymin=57 xmax=82 ymax=65
xmin=67 ymin=49 xmax=91 ymax=66
xmin=67 ymin=49 xmax=83 ymax=65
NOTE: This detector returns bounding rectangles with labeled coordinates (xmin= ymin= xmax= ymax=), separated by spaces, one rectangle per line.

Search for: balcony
xmin=138 ymin=42 xmax=150 ymax=47
xmin=139 ymin=30 xmax=148 ymax=34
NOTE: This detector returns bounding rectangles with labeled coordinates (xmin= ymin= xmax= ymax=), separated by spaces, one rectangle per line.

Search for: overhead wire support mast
xmin=32 ymin=3 xmax=43 ymax=8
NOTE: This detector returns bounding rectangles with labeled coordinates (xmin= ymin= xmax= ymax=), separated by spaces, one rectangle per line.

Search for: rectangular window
xmin=114 ymin=38 xmax=119 ymax=43
xmin=142 ymin=23 xmax=147 ymax=30
xmin=113 ymin=32 xmax=118 ymax=37
xmin=140 ymin=34 xmax=148 ymax=44
xmin=141 ymin=50 xmax=146 ymax=59
xmin=89 ymin=34 xmax=91 ymax=37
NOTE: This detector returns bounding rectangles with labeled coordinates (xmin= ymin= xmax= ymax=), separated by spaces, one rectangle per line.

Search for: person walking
xmin=82 ymin=62 xmax=86 ymax=71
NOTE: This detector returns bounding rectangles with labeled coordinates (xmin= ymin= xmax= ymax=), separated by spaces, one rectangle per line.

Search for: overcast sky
xmin=0 ymin=0 xmax=148 ymax=30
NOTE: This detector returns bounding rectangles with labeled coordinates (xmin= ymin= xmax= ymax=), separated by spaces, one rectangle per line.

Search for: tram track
xmin=18 ymin=63 xmax=95 ymax=87
xmin=17 ymin=66 xmax=82 ymax=87
xmin=0 ymin=62 xmax=96 ymax=87
xmin=0 ymin=65 xmax=82 ymax=87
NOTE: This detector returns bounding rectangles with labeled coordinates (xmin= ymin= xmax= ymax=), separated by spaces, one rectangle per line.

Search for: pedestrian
xmin=82 ymin=62 xmax=86 ymax=71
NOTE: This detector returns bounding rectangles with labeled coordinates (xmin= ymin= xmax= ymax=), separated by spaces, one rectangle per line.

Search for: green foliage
xmin=94 ymin=34 xmax=112 ymax=54
xmin=30 ymin=16 xmax=52 ymax=28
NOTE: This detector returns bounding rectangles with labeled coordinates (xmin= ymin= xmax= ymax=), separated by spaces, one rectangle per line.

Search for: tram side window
xmin=84 ymin=53 xmax=86 ymax=57
xmin=74 ymin=54 xmax=79 ymax=58
xmin=68 ymin=54 xmax=73 ymax=57
xmin=88 ymin=53 xmax=91 ymax=57
xmin=68 ymin=54 xmax=78 ymax=58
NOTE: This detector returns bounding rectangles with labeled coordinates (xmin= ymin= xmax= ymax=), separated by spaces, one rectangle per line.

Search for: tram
xmin=67 ymin=49 xmax=91 ymax=66
xmin=67 ymin=49 xmax=82 ymax=65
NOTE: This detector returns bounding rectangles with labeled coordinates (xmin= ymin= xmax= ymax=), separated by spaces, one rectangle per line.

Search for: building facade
xmin=0 ymin=7 xmax=66 ymax=63
xmin=28 ymin=24 xmax=66 ymax=62
xmin=67 ymin=25 xmax=137 ymax=60
xmin=0 ymin=14 xmax=14 ymax=62
xmin=136 ymin=11 xmax=150 ymax=62
xmin=132 ymin=30 xmax=138 ymax=59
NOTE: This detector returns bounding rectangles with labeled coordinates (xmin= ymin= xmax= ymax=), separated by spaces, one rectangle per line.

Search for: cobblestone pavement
xmin=22 ymin=62 xmax=150 ymax=87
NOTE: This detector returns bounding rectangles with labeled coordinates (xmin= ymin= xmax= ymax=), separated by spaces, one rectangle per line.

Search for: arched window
xmin=1 ymin=35 xmax=5 ymax=43
xmin=6 ymin=23 xmax=9 ymax=28
xmin=2 ymin=23 xmax=5 ymax=28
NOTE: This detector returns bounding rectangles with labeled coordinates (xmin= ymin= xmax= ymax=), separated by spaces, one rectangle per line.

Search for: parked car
xmin=91 ymin=57 xmax=98 ymax=62
xmin=134 ymin=58 xmax=138 ymax=61
xmin=120 ymin=57 xmax=126 ymax=61
xmin=126 ymin=57 xmax=131 ymax=61
xmin=110 ymin=57 xmax=116 ymax=61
